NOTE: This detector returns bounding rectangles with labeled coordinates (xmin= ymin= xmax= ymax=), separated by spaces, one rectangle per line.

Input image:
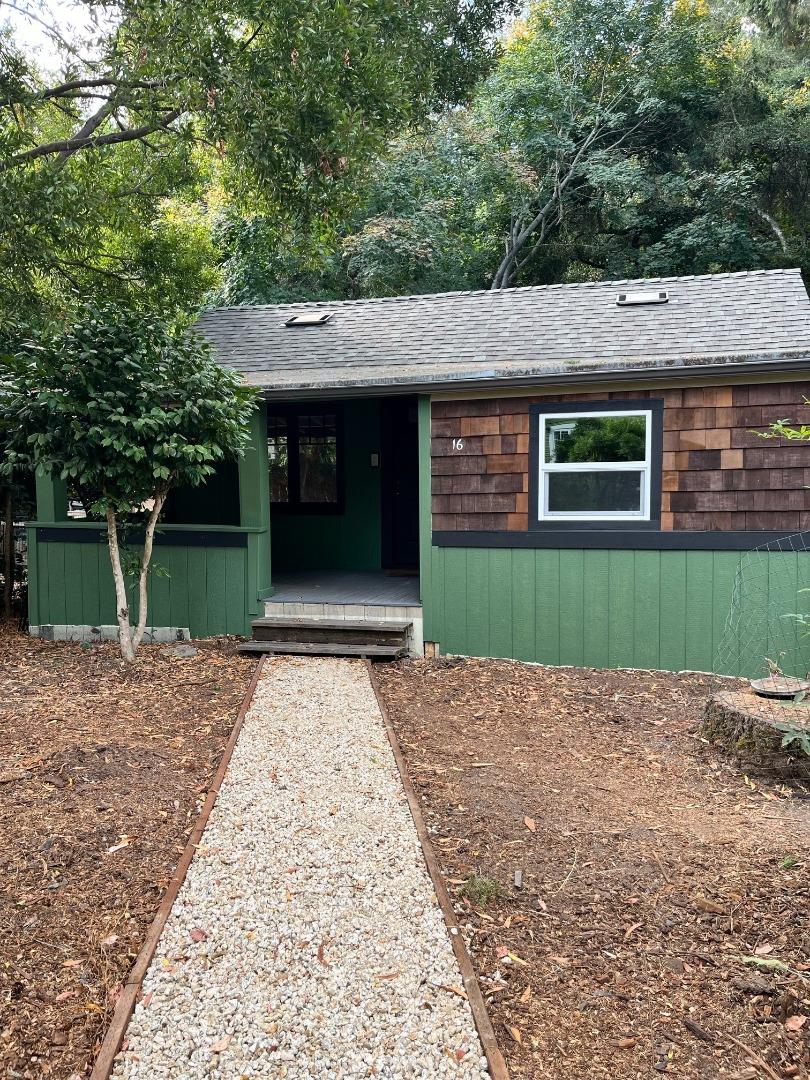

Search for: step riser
xmin=261 ymin=603 xmax=424 ymax=657
xmin=253 ymin=626 xmax=408 ymax=646
xmin=238 ymin=641 xmax=406 ymax=660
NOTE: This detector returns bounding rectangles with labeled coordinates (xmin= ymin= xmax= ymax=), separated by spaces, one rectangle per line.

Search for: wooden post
xmin=34 ymin=467 xmax=68 ymax=521
xmin=238 ymin=402 xmax=271 ymax=626
xmin=417 ymin=395 xmax=437 ymax=652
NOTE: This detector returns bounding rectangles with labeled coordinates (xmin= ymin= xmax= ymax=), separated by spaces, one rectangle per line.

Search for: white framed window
xmin=537 ymin=408 xmax=654 ymax=522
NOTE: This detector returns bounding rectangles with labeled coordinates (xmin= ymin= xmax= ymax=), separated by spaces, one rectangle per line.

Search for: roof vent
xmin=284 ymin=311 xmax=335 ymax=327
xmin=616 ymin=290 xmax=669 ymax=306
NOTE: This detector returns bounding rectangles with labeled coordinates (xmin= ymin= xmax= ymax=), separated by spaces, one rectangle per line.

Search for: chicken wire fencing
xmin=709 ymin=532 xmax=810 ymax=781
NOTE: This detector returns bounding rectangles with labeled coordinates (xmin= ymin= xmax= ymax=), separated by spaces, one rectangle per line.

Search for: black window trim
xmin=267 ymin=402 xmax=345 ymax=516
xmin=528 ymin=398 xmax=663 ymax=531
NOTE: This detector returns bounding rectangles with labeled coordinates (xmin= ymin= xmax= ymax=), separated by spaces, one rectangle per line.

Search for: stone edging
xmin=89 ymin=655 xmax=267 ymax=1080
xmin=365 ymin=660 xmax=510 ymax=1080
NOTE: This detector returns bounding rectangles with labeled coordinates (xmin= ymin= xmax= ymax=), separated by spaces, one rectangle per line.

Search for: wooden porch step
xmin=251 ymin=617 xmax=411 ymax=646
xmin=238 ymin=640 xmax=407 ymax=660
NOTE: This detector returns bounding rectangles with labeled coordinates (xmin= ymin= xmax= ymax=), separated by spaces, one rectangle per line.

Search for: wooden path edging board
xmin=89 ymin=655 xmax=267 ymax=1080
xmin=366 ymin=660 xmax=510 ymax=1080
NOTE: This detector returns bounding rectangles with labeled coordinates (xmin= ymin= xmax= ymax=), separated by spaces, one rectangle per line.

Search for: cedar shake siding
xmin=431 ymin=382 xmax=810 ymax=533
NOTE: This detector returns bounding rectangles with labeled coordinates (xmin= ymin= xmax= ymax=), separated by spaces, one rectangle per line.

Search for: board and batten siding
xmin=418 ymin=396 xmax=810 ymax=677
xmin=27 ymin=528 xmax=253 ymax=638
xmin=421 ymin=546 xmax=810 ymax=676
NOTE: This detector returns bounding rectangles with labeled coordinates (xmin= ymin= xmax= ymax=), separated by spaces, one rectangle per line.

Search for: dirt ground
xmin=375 ymin=658 xmax=810 ymax=1080
xmin=0 ymin=629 xmax=255 ymax=1079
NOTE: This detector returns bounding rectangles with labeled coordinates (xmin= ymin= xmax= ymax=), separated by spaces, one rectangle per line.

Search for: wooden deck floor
xmin=265 ymin=571 xmax=421 ymax=607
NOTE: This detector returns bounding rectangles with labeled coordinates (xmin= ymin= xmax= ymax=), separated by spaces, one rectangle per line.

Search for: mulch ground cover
xmin=0 ymin=629 xmax=255 ymax=1079
xmin=375 ymin=657 xmax=810 ymax=1080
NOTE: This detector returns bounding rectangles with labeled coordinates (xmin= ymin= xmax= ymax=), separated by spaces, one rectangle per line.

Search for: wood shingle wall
xmin=431 ymin=382 xmax=810 ymax=533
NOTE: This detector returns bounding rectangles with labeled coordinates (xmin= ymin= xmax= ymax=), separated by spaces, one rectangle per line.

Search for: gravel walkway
xmin=112 ymin=657 xmax=488 ymax=1079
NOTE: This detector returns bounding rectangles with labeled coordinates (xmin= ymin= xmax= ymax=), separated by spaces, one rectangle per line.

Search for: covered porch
xmin=27 ymin=392 xmax=429 ymax=649
xmin=249 ymin=393 xmax=424 ymax=655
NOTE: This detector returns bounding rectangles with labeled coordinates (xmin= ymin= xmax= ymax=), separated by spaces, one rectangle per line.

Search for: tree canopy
xmin=209 ymin=0 xmax=809 ymax=301
xmin=0 ymin=0 xmax=516 ymax=324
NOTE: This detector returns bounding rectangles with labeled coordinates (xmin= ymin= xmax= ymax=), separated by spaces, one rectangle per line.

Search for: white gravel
xmin=112 ymin=657 xmax=488 ymax=1079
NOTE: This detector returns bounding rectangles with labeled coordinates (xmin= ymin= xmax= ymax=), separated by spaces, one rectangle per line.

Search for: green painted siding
xmin=27 ymin=528 xmax=252 ymax=637
xmin=271 ymin=399 xmax=383 ymax=573
xmin=28 ymin=402 xmax=271 ymax=639
xmin=422 ymin=545 xmax=810 ymax=677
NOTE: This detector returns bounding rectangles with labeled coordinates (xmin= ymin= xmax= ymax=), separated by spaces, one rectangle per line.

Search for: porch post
xmin=35 ymin=467 xmax=68 ymax=521
xmin=239 ymin=400 xmax=272 ymax=624
xmin=417 ymin=394 xmax=433 ymax=620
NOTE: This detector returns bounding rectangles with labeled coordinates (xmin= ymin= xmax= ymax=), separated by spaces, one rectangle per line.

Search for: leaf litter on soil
xmin=375 ymin=656 xmax=810 ymax=1080
xmin=0 ymin=628 xmax=255 ymax=1079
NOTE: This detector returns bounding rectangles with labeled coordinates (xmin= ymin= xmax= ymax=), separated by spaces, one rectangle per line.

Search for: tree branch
xmin=757 ymin=208 xmax=788 ymax=253
xmin=1 ymin=1 xmax=99 ymax=65
xmin=0 ymin=108 xmax=182 ymax=171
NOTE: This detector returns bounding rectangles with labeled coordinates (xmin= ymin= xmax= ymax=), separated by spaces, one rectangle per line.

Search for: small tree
xmin=3 ymin=306 xmax=256 ymax=661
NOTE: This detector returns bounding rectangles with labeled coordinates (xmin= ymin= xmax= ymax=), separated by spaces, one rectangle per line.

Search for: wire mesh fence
xmin=708 ymin=532 xmax=810 ymax=782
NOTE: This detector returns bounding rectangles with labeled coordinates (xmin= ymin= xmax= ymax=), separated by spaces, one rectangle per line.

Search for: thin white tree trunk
xmin=106 ymin=508 xmax=136 ymax=663
xmin=131 ymin=494 xmax=165 ymax=651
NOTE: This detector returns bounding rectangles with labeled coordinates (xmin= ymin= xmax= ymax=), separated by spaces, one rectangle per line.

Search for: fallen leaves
xmin=189 ymin=928 xmax=209 ymax=943
xmin=375 ymin=656 xmax=810 ymax=1080
xmin=0 ymin=630 xmax=255 ymax=1080
xmin=785 ymin=1015 xmax=807 ymax=1032
xmin=741 ymin=955 xmax=791 ymax=973
xmin=106 ymin=835 xmax=133 ymax=855
xmin=693 ymin=895 xmax=726 ymax=915
xmin=611 ymin=1037 xmax=637 ymax=1050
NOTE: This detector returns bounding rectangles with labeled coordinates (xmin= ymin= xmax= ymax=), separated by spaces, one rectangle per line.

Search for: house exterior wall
xmin=431 ymin=381 xmax=810 ymax=533
xmin=419 ymin=386 xmax=810 ymax=677
xmin=27 ymin=526 xmax=253 ymax=637
xmin=27 ymin=405 xmax=271 ymax=641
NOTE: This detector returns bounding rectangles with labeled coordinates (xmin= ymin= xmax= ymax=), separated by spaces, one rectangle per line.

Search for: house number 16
xmin=452 ymin=438 xmax=465 ymax=451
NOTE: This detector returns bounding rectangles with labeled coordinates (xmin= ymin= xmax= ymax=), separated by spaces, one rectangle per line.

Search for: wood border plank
xmin=89 ymin=655 xmax=266 ymax=1080
xmin=365 ymin=660 xmax=510 ymax=1080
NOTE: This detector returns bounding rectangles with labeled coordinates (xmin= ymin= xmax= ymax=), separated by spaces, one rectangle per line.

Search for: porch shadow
xmin=264 ymin=570 xmax=420 ymax=608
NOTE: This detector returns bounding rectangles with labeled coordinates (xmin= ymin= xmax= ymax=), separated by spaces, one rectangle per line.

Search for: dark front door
xmin=381 ymin=397 xmax=420 ymax=571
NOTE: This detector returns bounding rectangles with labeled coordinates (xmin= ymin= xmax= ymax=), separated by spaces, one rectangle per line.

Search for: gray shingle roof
xmin=195 ymin=269 xmax=810 ymax=396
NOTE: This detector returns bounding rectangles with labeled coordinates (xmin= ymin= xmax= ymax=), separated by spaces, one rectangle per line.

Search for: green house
xmin=28 ymin=268 xmax=810 ymax=676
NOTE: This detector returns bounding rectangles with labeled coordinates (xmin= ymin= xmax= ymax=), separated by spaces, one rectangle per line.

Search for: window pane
xmin=547 ymin=471 xmax=643 ymax=514
xmin=545 ymin=415 xmax=647 ymax=464
xmin=268 ymin=415 xmax=289 ymax=503
xmin=299 ymin=413 xmax=338 ymax=503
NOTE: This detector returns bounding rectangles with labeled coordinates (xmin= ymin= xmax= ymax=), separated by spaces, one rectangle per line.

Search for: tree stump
xmin=702 ymin=690 xmax=810 ymax=779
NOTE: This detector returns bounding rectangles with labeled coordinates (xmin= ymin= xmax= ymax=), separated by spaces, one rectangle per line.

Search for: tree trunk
xmin=131 ymin=494 xmax=165 ymax=652
xmin=2 ymin=487 xmax=12 ymax=622
xmin=106 ymin=508 xmax=136 ymax=662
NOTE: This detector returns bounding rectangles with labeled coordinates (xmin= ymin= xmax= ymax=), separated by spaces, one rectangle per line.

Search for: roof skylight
xmin=284 ymin=312 xmax=335 ymax=327
xmin=616 ymin=290 xmax=669 ymax=306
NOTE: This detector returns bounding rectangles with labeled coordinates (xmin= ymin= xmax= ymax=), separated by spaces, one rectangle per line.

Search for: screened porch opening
xmin=264 ymin=395 xmax=420 ymax=608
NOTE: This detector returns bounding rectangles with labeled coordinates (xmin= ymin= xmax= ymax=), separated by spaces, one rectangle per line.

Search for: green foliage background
xmin=210 ymin=0 xmax=809 ymax=303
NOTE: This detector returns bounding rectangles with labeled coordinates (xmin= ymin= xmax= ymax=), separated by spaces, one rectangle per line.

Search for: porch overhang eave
xmin=236 ymin=349 xmax=810 ymax=400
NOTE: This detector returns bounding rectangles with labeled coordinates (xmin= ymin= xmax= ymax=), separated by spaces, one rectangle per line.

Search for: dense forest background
xmin=214 ymin=0 xmax=810 ymax=304
xmin=1 ymin=0 xmax=808 ymax=326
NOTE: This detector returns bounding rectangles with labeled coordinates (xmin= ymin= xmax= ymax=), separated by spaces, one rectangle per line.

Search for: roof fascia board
xmin=256 ymin=354 xmax=810 ymax=401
